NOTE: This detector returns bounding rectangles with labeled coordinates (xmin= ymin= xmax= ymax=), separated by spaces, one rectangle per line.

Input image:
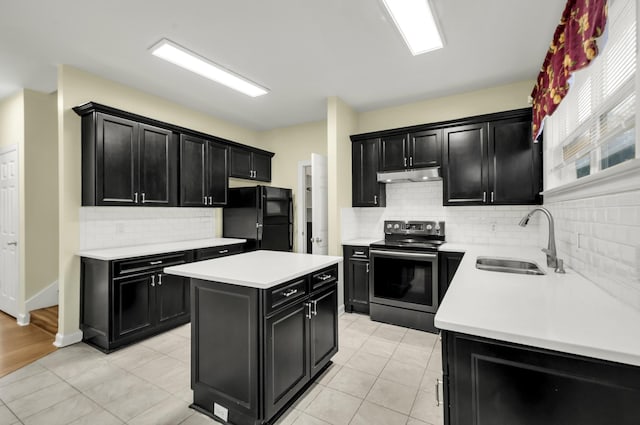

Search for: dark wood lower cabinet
xmin=438 ymin=251 xmax=463 ymax=304
xmin=343 ymin=245 xmax=370 ymax=314
xmin=442 ymin=331 xmax=640 ymax=425
xmin=190 ymin=265 xmax=339 ymax=425
xmin=80 ymin=244 xmax=243 ymax=353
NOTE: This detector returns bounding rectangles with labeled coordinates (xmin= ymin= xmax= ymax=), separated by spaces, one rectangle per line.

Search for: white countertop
xmin=77 ymin=238 xmax=247 ymax=260
xmin=164 ymin=250 xmax=343 ymax=289
xmin=342 ymin=238 xmax=380 ymax=247
xmin=435 ymin=243 xmax=640 ymax=367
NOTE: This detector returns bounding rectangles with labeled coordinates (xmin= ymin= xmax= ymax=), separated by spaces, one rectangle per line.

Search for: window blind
xmin=545 ymin=0 xmax=636 ymax=185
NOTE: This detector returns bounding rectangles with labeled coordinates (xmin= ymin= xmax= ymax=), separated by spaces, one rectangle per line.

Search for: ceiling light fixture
xmin=149 ymin=39 xmax=269 ymax=97
xmin=382 ymin=0 xmax=444 ymax=55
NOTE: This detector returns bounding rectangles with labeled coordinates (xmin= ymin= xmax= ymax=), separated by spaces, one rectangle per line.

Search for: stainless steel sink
xmin=476 ymin=257 xmax=546 ymax=275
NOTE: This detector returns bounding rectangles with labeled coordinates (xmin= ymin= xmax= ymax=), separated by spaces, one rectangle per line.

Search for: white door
xmin=311 ymin=153 xmax=328 ymax=255
xmin=0 ymin=148 xmax=19 ymax=317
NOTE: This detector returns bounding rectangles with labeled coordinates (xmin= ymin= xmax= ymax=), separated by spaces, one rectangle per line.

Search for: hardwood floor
xmin=0 ymin=311 xmax=56 ymax=378
xmin=30 ymin=305 xmax=59 ymax=336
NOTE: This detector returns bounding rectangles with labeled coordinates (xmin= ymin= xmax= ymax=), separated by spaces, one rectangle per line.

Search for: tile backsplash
xmin=342 ymin=181 xmax=544 ymax=246
xmin=80 ymin=207 xmax=219 ymax=250
xmin=545 ymin=190 xmax=640 ymax=308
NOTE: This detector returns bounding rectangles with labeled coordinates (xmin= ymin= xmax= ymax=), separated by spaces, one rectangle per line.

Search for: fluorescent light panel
xmin=383 ymin=0 xmax=444 ymax=55
xmin=150 ymin=39 xmax=268 ymax=97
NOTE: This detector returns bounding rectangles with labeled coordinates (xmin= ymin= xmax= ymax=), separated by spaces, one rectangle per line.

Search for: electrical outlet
xmin=490 ymin=222 xmax=497 ymax=232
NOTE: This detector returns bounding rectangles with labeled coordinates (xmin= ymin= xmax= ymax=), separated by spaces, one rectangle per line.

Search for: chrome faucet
xmin=519 ymin=207 xmax=565 ymax=273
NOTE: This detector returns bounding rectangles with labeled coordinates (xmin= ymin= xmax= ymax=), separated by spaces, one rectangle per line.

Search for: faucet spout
xmin=519 ymin=207 xmax=558 ymax=269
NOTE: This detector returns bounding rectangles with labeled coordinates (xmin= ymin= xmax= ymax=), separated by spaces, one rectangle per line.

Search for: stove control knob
xmin=426 ymin=224 xmax=433 ymax=230
xmin=387 ymin=223 xmax=393 ymax=229
xmin=393 ymin=224 xmax=400 ymax=229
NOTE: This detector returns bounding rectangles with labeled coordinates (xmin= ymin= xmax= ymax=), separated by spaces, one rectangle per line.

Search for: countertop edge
xmin=77 ymin=238 xmax=247 ymax=261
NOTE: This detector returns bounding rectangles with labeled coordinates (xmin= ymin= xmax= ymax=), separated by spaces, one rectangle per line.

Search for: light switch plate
xmin=214 ymin=403 xmax=228 ymax=422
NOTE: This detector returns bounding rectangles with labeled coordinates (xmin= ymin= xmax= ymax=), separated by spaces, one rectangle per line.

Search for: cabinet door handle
xmin=312 ymin=300 xmax=318 ymax=316
xmin=374 ymin=195 xmax=378 ymax=205
xmin=208 ymin=196 xmax=213 ymax=205
xmin=219 ymin=249 xmax=228 ymax=254
xmin=410 ymin=156 xmax=413 ymax=167
xmin=366 ymin=263 xmax=369 ymax=273
xmin=203 ymin=196 xmax=207 ymax=205
xmin=149 ymin=260 xmax=162 ymax=265
xmin=435 ymin=379 xmax=443 ymax=406
xmin=491 ymin=191 xmax=494 ymax=203
xmin=158 ymin=274 xmax=163 ymax=286
xmin=141 ymin=192 xmax=146 ymax=203
xmin=404 ymin=157 xmax=407 ymax=167
xmin=134 ymin=192 xmax=138 ymax=203
xmin=305 ymin=302 xmax=312 ymax=319
xmin=283 ymin=288 xmax=298 ymax=297
xmin=151 ymin=275 xmax=155 ymax=287
xmin=483 ymin=191 xmax=487 ymax=203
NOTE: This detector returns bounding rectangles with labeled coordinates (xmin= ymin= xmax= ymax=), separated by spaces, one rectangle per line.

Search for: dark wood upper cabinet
xmin=442 ymin=110 xmax=541 ymax=206
xmin=138 ymin=124 xmax=176 ymax=206
xmin=86 ymin=113 xmax=177 ymax=206
xmin=488 ymin=117 xmax=542 ymax=205
xmin=411 ymin=129 xmax=442 ymax=168
xmin=180 ymin=135 xmax=228 ymax=207
xmin=381 ymin=130 xmax=441 ymax=171
xmin=443 ymin=123 xmax=489 ymax=205
xmin=229 ymin=147 xmax=272 ymax=182
xmin=352 ymin=138 xmax=385 ymax=207
xmin=74 ymin=102 xmax=274 ymax=207
xmin=380 ymin=134 xmax=408 ymax=171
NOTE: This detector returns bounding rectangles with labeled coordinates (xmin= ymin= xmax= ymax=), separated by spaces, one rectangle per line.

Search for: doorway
xmin=0 ymin=146 xmax=19 ymax=318
xmin=297 ymin=153 xmax=328 ymax=255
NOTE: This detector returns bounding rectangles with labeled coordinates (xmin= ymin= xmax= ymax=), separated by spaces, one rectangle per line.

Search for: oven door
xmin=369 ymin=249 xmax=438 ymax=313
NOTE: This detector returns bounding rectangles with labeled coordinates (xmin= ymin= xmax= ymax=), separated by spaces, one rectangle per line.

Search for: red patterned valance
xmin=531 ymin=0 xmax=608 ymax=140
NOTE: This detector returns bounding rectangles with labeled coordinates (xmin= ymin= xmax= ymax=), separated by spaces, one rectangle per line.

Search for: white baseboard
xmin=25 ymin=280 xmax=58 ymax=312
xmin=338 ymin=304 xmax=345 ymax=315
xmin=16 ymin=313 xmax=30 ymax=326
xmin=54 ymin=329 xmax=83 ymax=347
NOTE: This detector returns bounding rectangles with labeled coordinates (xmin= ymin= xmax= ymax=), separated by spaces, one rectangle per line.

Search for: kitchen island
xmin=435 ymin=244 xmax=640 ymax=425
xmin=165 ymin=250 xmax=342 ymax=425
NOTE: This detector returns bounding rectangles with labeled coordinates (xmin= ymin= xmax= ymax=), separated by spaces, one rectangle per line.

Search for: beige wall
xmin=23 ymin=90 xmax=58 ymax=300
xmin=259 ymin=120 xmax=327 ymax=252
xmin=327 ymin=97 xmax=357 ymax=257
xmin=357 ymin=80 xmax=535 ymax=134
xmin=56 ymin=65 xmax=260 ymax=339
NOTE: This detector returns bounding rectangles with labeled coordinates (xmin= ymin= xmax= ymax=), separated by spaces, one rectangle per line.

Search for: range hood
xmin=377 ymin=167 xmax=442 ymax=183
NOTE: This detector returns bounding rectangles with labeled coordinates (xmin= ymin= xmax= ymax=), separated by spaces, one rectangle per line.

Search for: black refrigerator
xmin=223 ymin=186 xmax=293 ymax=252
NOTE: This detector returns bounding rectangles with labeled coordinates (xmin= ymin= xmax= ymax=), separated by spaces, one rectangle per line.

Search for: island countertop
xmin=164 ymin=250 xmax=343 ymax=289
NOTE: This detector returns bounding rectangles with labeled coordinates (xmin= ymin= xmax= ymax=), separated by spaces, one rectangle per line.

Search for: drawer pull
xmin=219 ymin=249 xmax=229 ymax=254
xmin=354 ymin=251 xmax=365 ymax=256
xmin=282 ymin=289 xmax=298 ymax=297
xmin=317 ymin=274 xmax=333 ymax=281
xmin=149 ymin=260 xmax=163 ymax=265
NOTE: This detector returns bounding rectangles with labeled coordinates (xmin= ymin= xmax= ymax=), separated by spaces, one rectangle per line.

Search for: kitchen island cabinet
xmin=165 ymin=251 xmax=341 ymax=425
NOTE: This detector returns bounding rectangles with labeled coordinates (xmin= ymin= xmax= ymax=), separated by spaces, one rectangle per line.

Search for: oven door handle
xmin=370 ymin=250 xmax=437 ymax=260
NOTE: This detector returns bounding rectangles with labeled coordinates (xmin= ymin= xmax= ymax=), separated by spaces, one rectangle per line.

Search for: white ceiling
xmin=0 ymin=0 xmax=564 ymax=131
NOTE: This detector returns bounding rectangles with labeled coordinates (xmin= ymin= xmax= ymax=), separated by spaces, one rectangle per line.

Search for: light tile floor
xmin=0 ymin=313 xmax=444 ymax=425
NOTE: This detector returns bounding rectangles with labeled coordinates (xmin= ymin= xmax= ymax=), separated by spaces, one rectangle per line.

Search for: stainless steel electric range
xmin=369 ymin=220 xmax=445 ymax=333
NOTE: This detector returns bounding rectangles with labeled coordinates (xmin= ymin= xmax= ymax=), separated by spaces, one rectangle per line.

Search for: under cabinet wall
xmin=80 ymin=207 xmax=218 ymax=250
xmin=341 ymin=181 xmax=544 ymax=246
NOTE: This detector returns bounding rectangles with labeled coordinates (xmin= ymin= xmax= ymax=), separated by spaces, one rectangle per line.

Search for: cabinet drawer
xmin=311 ymin=265 xmax=338 ymax=293
xmin=113 ymin=252 xmax=190 ymax=278
xmin=265 ymin=278 xmax=308 ymax=315
xmin=345 ymin=246 xmax=369 ymax=259
xmin=194 ymin=243 xmax=243 ymax=261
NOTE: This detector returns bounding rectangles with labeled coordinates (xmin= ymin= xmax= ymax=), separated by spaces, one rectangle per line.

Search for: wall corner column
xmin=326 ymin=97 xmax=357 ymax=256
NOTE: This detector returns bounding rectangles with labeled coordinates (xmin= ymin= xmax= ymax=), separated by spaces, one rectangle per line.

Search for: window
xmin=544 ymin=0 xmax=637 ymax=189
